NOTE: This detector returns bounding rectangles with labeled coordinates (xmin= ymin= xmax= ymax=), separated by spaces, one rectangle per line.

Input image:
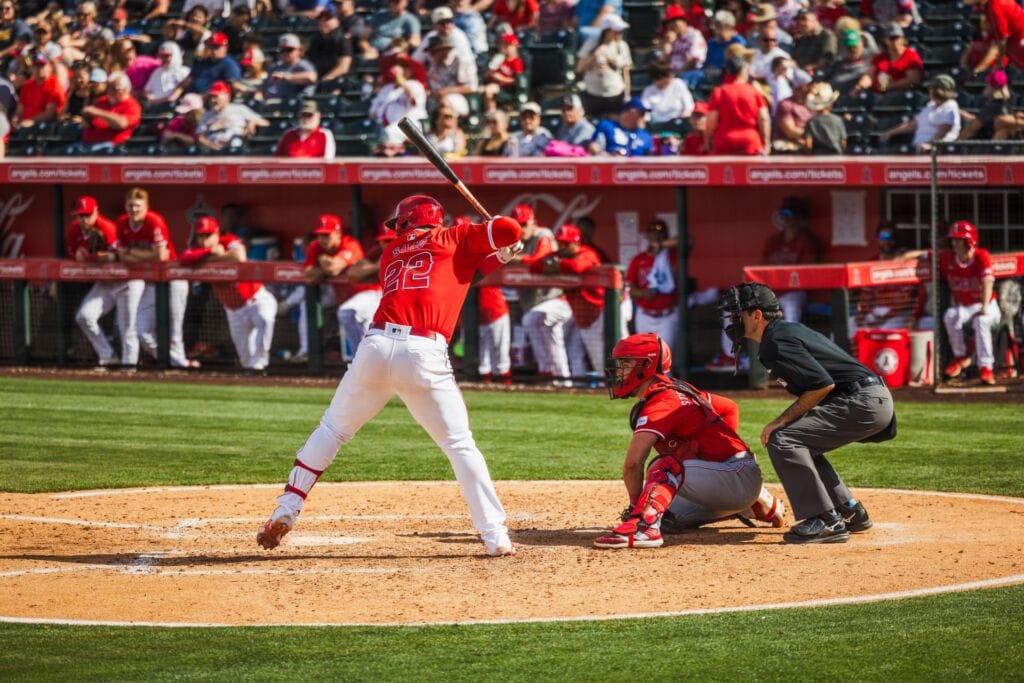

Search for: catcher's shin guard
xmin=630 ymin=455 xmax=683 ymax=522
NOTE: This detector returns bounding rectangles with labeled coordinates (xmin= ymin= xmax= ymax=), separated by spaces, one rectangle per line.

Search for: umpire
xmin=719 ymin=283 xmax=895 ymax=544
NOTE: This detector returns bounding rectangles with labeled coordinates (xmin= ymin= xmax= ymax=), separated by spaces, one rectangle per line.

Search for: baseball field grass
xmin=1 ymin=376 xmax=1022 ymax=681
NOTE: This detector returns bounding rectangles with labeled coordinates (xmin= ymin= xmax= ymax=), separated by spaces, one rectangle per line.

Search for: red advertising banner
xmin=745 ymin=252 xmax=1024 ymax=289
xmin=2 ymin=157 xmax=1021 ymax=187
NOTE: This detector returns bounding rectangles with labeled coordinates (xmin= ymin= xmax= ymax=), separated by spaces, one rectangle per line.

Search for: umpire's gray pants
xmin=766 ymin=384 xmax=893 ymax=521
xmin=666 ymin=454 xmax=765 ymax=527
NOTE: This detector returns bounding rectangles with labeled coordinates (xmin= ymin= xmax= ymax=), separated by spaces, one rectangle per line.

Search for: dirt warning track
xmin=1 ymin=482 xmax=1022 ymax=627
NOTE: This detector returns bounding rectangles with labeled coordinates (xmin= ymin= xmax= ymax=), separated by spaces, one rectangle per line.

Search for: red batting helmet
xmin=385 ymin=195 xmax=445 ymax=233
xmin=948 ymin=220 xmax=978 ymax=248
xmin=606 ymin=333 xmax=669 ymax=399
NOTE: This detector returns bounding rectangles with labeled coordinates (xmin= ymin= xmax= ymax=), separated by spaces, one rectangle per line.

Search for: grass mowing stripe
xmin=0 ymin=585 xmax=1021 ymax=681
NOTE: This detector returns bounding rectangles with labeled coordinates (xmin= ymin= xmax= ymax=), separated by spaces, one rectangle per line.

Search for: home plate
xmin=286 ymin=535 xmax=375 ymax=546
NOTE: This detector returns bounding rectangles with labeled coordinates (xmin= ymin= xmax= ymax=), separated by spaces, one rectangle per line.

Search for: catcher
xmin=595 ymin=333 xmax=786 ymax=549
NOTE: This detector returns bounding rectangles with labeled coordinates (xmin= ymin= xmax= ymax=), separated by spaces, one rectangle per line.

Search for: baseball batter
xmin=595 ymin=333 xmax=785 ymax=549
xmin=115 ymin=187 xmax=197 ymax=369
xmin=335 ymin=224 xmax=395 ymax=357
xmin=258 ymin=195 xmax=523 ymax=557
xmin=179 ymin=217 xmax=278 ymax=370
xmin=67 ymin=195 xmax=123 ymax=367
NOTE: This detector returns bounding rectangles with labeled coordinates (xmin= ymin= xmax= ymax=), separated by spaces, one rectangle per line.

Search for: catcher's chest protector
xmin=630 ymin=381 xmax=738 ymax=460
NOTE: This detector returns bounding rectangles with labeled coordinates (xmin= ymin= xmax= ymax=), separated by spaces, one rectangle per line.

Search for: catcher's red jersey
xmin=115 ymin=211 xmax=177 ymax=259
xmin=66 ymin=216 xmax=118 ymax=260
xmin=939 ymin=248 xmax=996 ymax=306
xmin=633 ymin=381 xmax=750 ymax=462
xmin=373 ymin=217 xmax=521 ymax=341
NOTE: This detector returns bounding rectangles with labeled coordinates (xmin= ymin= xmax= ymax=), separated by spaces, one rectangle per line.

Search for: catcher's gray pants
xmin=766 ymin=383 xmax=893 ymax=521
xmin=666 ymin=454 xmax=765 ymax=526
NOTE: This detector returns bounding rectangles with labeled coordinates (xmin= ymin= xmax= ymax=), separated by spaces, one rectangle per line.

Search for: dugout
xmin=1 ymin=156 xmax=1023 ymax=381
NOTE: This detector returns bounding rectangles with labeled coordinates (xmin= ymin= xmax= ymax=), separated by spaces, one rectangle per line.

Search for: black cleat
xmin=783 ymin=514 xmax=849 ymax=544
xmin=841 ymin=501 xmax=873 ymax=533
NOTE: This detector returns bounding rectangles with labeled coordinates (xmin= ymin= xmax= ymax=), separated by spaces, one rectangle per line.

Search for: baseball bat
xmin=397 ymin=116 xmax=491 ymax=220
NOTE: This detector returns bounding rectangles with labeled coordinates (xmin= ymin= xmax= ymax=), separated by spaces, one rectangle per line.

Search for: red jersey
xmin=491 ymin=0 xmax=539 ymax=29
xmin=18 ymin=75 xmax=66 ymax=121
xmin=116 ymin=211 xmax=177 ymax=259
xmin=709 ymin=81 xmax=766 ymax=155
xmin=305 ymin=235 xmax=364 ymax=300
xmin=81 ymin=95 xmax=142 ymax=145
xmin=274 ymin=127 xmax=336 ymax=158
xmin=374 ymin=217 xmax=522 ymax=341
xmin=489 ymin=56 xmax=525 ymax=85
xmin=681 ymin=132 xmax=706 ymax=155
xmin=939 ymin=248 xmax=996 ymax=306
xmin=986 ymin=0 xmax=1024 ymax=65
xmin=179 ymin=233 xmax=263 ymax=310
xmin=476 ymin=252 xmax=509 ymax=324
xmin=763 ymin=230 xmax=818 ymax=265
xmin=529 ymin=244 xmax=604 ymax=328
xmin=626 ymin=248 xmax=678 ymax=313
xmin=633 ymin=380 xmax=750 ymax=462
xmin=870 ymin=47 xmax=923 ymax=89
xmin=66 ymin=215 xmax=118 ymax=260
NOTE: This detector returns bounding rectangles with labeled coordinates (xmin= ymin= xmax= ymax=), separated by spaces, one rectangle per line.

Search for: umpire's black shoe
xmin=840 ymin=501 xmax=873 ymax=533
xmin=783 ymin=513 xmax=849 ymax=544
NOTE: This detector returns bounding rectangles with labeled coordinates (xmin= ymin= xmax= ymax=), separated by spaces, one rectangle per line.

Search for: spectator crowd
xmin=1 ymin=0 xmax=1023 ymax=158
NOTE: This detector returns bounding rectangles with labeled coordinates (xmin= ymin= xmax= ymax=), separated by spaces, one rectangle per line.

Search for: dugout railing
xmin=0 ymin=259 xmax=623 ymax=377
xmin=743 ymin=252 xmax=1024 ymax=389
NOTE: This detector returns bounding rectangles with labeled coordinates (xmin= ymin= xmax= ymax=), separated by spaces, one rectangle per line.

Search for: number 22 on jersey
xmin=383 ymin=251 xmax=434 ymax=295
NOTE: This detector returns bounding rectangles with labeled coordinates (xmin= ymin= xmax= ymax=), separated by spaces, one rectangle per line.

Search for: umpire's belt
xmin=369 ymin=321 xmax=442 ymax=342
xmin=831 ymin=375 xmax=884 ymax=398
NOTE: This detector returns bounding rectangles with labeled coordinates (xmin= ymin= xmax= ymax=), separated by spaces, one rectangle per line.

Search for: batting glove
xmin=496 ymin=240 xmax=525 ymax=264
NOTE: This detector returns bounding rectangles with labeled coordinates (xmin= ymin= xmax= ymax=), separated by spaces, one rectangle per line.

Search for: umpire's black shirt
xmin=759 ymin=320 xmax=875 ymax=397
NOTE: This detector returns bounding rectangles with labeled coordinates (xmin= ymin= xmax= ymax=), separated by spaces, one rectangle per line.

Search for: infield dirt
xmin=1 ymin=482 xmax=1023 ymax=626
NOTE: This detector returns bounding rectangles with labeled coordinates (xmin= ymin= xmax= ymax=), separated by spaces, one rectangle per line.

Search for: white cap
xmin=278 ymin=33 xmax=301 ymax=48
xmin=431 ymin=6 xmax=454 ymax=22
xmin=791 ymin=69 xmax=813 ymax=87
xmin=599 ymin=14 xmax=629 ymax=32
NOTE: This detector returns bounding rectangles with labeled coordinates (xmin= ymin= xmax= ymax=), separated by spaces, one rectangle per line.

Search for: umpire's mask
xmin=717 ymin=283 xmax=781 ymax=355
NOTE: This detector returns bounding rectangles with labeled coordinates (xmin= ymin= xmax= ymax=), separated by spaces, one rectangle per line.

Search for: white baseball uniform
xmin=337 ymin=288 xmax=383 ymax=357
xmin=66 ymin=214 xmax=124 ymax=365
xmin=267 ymin=215 xmax=523 ymax=555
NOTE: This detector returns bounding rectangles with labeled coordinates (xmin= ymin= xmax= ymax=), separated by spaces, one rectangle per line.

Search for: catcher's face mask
xmin=605 ymin=333 xmax=664 ymax=399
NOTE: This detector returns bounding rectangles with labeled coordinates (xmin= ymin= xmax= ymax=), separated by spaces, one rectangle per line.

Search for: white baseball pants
xmin=635 ymin=307 xmax=678 ymax=352
xmin=478 ymin=313 xmax=511 ymax=376
xmin=337 ymin=289 xmax=382 ymax=358
xmin=119 ymin=280 xmax=146 ymax=365
xmin=296 ymin=286 xmax=337 ymax=356
xmin=523 ymin=297 xmax=572 ymax=379
xmin=273 ymin=324 xmax=511 ymax=553
xmin=226 ymin=287 xmax=278 ymax=370
xmin=137 ymin=280 xmax=190 ymax=367
xmin=566 ymin=315 xmax=605 ymax=376
xmin=75 ymin=282 xmax=128 ymax=364
xmin=944 ymin=302 xmax=1001 ymax=369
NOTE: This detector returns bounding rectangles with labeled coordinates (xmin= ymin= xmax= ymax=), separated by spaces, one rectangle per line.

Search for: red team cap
xmin=511 ymin=203 xmax=534 ymax=224
xmin=314 ymin=214 xmax=342 ymax=234
xmin=499 ymin=33 xmax=520 ymax=46
xmin=206 ymin=32 xmax=229 ymax=47
xmin=207 ymin=80 xmax=231 ymax=96
xmin=452 ymin=214 xmax=472 ymax=229
xmin=377 ymin=223 xmax=397 ymax=242
xmin=194 ymin=216 xmax=220 ymax=234
xmin=691 ymin=101 xmax=710 ymax=116
xmin=75 ymin=196 xmax=98 ymax=215
xmin=662 ymin=4 xmax=687 ymax=22
xmin=947 ymin=220 xmax=978 ymax=248
xmin=555 ymin=223 xmax=582 ymax=243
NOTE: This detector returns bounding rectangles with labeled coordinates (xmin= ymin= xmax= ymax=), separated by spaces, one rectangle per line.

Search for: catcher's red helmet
xmin=385 ymin=195 xmax=445 ymax=233
xmin=948 ymin=220 xmax=978 ymax=248
xmin=606 ymin=333 xmax=669 ymax=399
